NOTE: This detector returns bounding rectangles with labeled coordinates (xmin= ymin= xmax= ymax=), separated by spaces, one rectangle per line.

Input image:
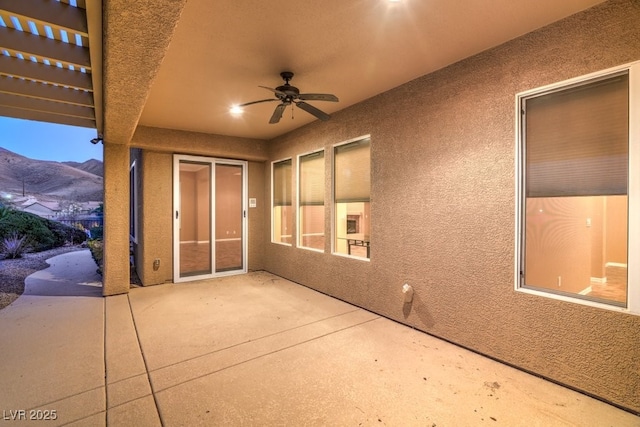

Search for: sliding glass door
xmin=173 ymin=155 xmax=247 ymax=282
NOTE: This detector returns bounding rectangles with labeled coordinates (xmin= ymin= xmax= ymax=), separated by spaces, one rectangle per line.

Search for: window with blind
xmin=334 ymin=137 xmax=371 ymax=259
xmin=272 ymin=159 xmax=292 ymax=245
xmin=298 ymin=150 xmax=325 ymax=251
xmin=517 ymin=62 xmax=639 ymax=315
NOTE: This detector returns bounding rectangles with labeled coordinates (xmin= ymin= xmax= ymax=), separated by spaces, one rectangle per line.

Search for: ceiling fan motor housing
xmin=276 ymin=71 xmax=298 ymax=98
xmin=276 ymin=84 xmax=300 ymax=98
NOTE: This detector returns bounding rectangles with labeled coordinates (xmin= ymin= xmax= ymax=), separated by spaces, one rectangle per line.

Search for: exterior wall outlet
xmin=402 ymin=283 xmax=414 ymax=303
xmin=153 ymin=259 xmax=160 ymax=271
xmin=557 ymin=276 xmax=562 ymax=287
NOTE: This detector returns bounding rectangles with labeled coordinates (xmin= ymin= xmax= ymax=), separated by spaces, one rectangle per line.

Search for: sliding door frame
xmin=173 ymin=154 xmax=248 ymax=283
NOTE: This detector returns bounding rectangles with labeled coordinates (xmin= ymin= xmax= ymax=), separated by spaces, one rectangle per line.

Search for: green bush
xmin=89 ymin=224 xmax=103 ymax=240
xmin=0 ymin=209 xmax=87 ymax=252
xmin=88 ymin=239 xmax=103 ymax=274
xmin=46 ymin=219 xmax=88 ymax=246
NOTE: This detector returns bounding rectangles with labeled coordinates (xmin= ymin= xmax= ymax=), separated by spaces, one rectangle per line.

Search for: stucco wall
xmin=134 ymin=147 xmax=265 ymax=285
xmin=263 ymin=0 xmax=640 ymax=413
xmin=132 ymin=125 xmax=269 ymax=162
xmin=102 ymin=142 xmax=130 ymax=296
xmin=248 ymin=161 xmax=265 ymax=271
xmin=136 ymin=150 xmax=173 ymax=285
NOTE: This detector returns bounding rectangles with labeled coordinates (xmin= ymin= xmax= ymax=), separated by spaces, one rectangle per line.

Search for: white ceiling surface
xmin=139 ymin=0 xmax=605 ymax=141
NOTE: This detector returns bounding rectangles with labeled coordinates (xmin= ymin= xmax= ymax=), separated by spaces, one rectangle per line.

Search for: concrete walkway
xmin=0 ymin=250 xmax=638 ymax=426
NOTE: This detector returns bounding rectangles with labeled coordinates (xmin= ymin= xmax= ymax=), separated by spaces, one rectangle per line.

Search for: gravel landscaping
xmin=0 ymin=245 xmax=85 ymax=310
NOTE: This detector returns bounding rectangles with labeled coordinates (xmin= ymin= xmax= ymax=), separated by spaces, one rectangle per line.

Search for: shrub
xmin=0 ymin=210 xmax=55 ymax=250
xmin=89 ymin=224 xmax=103 ymax=240
xmin=0 ymin=210 xmax=87 ymax=251
xmin=0 ymin=205 xmax=10 ymax=224
xmin=45 ymin=219 xmax=87 ymax=246
xmin=2 ymin=233 xmax=29 ymax=259
xmin=88 ymin=239 xmax=103 ymax=274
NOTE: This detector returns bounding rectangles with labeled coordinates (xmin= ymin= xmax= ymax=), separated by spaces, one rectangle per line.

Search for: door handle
xmin=176 ymin=210 xmax=179 ymax=219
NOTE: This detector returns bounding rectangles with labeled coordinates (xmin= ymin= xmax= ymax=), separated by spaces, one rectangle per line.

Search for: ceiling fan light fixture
xmin=229 ymin=105 xmax=244 ymax=115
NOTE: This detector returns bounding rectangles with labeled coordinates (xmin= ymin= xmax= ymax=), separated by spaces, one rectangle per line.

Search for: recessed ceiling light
xmin=229 ymin=105 xmax=243 ymax=115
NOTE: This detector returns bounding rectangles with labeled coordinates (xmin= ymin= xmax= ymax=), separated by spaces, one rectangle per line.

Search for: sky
xmin=0 ymin=116 xmax=103 ymax=163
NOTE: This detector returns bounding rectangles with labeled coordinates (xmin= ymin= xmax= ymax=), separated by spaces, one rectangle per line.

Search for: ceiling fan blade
xmin=269 ymin=103 xmax=287 ymax=124
xmin=295 ymin=101 xmax=331 ymax=121
xmin=298 ymin=93 xmax=339 ymax=102
xmin=238 ymin=98 xmax=278 ymax=107
xmin=259 ymin=85 xmax=287 ymax=97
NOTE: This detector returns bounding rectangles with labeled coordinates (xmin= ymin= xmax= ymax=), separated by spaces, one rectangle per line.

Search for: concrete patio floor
xmin=0 ymin=250 xmax=638 ymax=426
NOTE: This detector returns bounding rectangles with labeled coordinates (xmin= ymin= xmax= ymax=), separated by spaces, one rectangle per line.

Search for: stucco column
xmin=102 ymin=142 xmax=130 ymax=296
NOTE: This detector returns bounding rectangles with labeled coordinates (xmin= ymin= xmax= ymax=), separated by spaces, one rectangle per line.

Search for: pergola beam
xmin=0 ymin=105 xmax=95 ymax=128
xmin=0 ymin=92 xmax=95 ymax=119
xmin=0 ymin=55 xmax=92 ymax=90
xmin=0 ymin=26 xmax=91 ymax=69
xmin=0 ymin=0 xmax=88 ymax=35
xmin=0 ymin=75 xmax=93 ymax=106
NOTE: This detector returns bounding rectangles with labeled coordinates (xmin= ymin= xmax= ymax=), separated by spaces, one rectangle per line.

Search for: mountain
xmin=63 ymin=159 xmax=104 ymax=177
xmin=0 ymin=147 xmax=103 ymax=202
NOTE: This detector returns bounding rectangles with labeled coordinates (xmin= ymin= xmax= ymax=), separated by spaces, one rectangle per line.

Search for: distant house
xmin=21 ymin=200 xmax=60 ymax=219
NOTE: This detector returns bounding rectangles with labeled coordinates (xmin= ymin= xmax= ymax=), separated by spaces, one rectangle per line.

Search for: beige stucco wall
xmin=263 ymin=0 xmax=640 ymax=413
xmin=132 ymin=125 xmax=269 ymax=162
xmin=136 ymin=150 xmax=173 ymax=285
xmin=247 ymin=161 xmax=265 ymax=271
xmin=102 ymin=142 xmax=130 ymax=296
xmin=132 ymin=141 xmax=266 ymax=285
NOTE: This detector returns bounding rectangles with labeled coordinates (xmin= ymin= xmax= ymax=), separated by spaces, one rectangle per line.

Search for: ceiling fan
xmin=237 ymin=71 xmax=339 ymax=124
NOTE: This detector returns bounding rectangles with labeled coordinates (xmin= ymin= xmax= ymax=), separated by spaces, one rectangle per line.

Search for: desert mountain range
xmin=0 ymin=147 xmax=103 ymax=202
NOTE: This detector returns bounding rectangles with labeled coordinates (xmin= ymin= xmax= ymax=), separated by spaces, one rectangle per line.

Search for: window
xmin=334 ymin=136 xmax=371 ymax=259
xmin=272 ymin=159 xmax=292 ymax=245
xmin=516 ymin=62 xmax=639 ymax=314
xmin=298 ymin=150 xmax=325 ymax=251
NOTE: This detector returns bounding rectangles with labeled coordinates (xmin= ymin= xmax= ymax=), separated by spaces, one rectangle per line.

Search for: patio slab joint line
xmin=22 ymin=385 xmax=105 ymax=423
xmin=154 ymin=315 xmax=382 ymax=394
xmin=127 ymin=293 xmax=165 ymax=427
xmin=150 ymin=307 xmax=364 ymax=374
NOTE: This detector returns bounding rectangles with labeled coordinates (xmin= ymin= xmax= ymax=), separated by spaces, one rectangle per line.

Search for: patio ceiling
xmin=0 ymin=0 xmax=101 ymax=132
xmin=0 ymin=1 xmax=608 ymax=143
xmin=136 ymin=0 xmax=606 ymax=141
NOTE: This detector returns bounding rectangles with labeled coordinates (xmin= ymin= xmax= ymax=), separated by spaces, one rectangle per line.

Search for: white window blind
xmin=273 ymin=159 xmax=292 ymax=206
xmin=525 ymin=73 xmax=629 ymax=197
xmin=334 ymin=138 xmax=371 ymax=203
xmin=299 ymin=151 xmax=324 ymax=206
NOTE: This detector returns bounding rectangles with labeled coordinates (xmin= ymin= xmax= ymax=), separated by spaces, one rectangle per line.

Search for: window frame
xmin=515 ymin=61 xmax=640 ymax=315
xmin=297 ymin=149 xmax=325 ymax=253
xmin=271 ymin=157 xmax=293 ymax=246
xmin=129 ymin=159 xmax=138 ymax=243
xmin=332 ymin=135 xmax=372 ymax=261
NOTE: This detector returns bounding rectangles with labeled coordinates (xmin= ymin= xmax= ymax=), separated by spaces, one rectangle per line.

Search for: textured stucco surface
xmin=132 ymin=146 xmax=265 ymax=286
xmin=129 ymin=125 xmax=268 ymax=284
xmin=248 ymin=161 xmax=265 ymax=271
xmin=263 ymin=0 xmax=640 ymax=413
xmin=102 ymin=0 xmax=187 ymax=145
xmin=137 ymin=150 xmax=173 ymax=285
xmin=102 ymin=0 xmax=187 ymax=293
xmin=131 ymin=126 xmax=269 ymax=162
xmin=103 ymin=143 xmax=131 ymax=296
